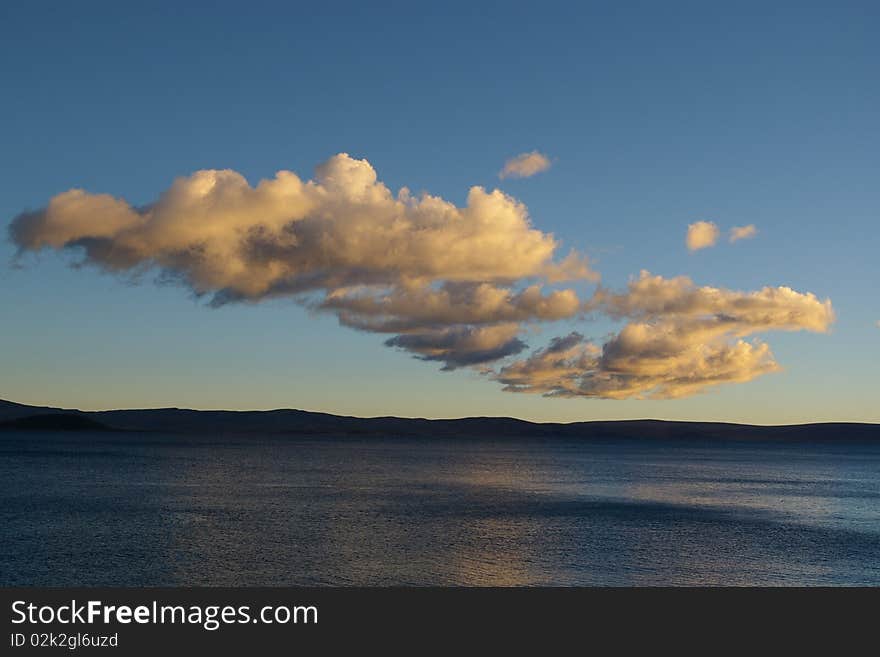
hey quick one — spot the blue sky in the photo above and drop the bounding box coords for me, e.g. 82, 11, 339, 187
1, 1, 877, 423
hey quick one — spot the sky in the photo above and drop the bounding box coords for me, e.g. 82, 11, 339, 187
1, 1, 877, 423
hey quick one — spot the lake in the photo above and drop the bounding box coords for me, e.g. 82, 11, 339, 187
2, 431, 879, 586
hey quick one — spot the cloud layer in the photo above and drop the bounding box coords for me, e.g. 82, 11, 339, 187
493, 271, 834, 399
499, 151, 552, 179
10, 154, 594, 370
9, 154, 833, 400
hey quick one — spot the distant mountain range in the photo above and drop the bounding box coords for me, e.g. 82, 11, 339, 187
1, 398, 878, 442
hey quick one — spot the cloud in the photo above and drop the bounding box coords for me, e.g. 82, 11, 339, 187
9, 154, 836, 401
495, 329, 780, 400
322, 282, 582, 333
686, 221, 720, 251
385, 324, 527, 371
499, 151, 552, 179
591, 271, 834, 333
493, 271, 834, 399
730, 224, 757, 243
9, 153, 595, 370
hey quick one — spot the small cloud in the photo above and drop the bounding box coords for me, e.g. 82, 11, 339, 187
686, 221, 720, 252
730, 224, 757, 243
499, 151, 552, 179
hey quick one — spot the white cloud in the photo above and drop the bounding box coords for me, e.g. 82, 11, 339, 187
686, 221, 720, 251
499, 151, 552, 179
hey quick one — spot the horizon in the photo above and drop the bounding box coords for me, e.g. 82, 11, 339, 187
2, 396, 878, 428
2, 2, 878, 425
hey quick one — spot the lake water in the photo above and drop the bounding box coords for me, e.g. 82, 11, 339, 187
2, 431, 879, 586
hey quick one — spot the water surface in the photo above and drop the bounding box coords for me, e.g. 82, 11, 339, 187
2, 431, 878, 585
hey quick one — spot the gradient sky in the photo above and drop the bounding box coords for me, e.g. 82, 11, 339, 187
1, 1, 877, 423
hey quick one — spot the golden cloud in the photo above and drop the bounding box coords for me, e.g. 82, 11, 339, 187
493, 272, 834, 399
9, 155, 834, 398
10, 154, 594, 370
686, 220, 720, 251
730, 224, 758, 243
499, 151, 552, 180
